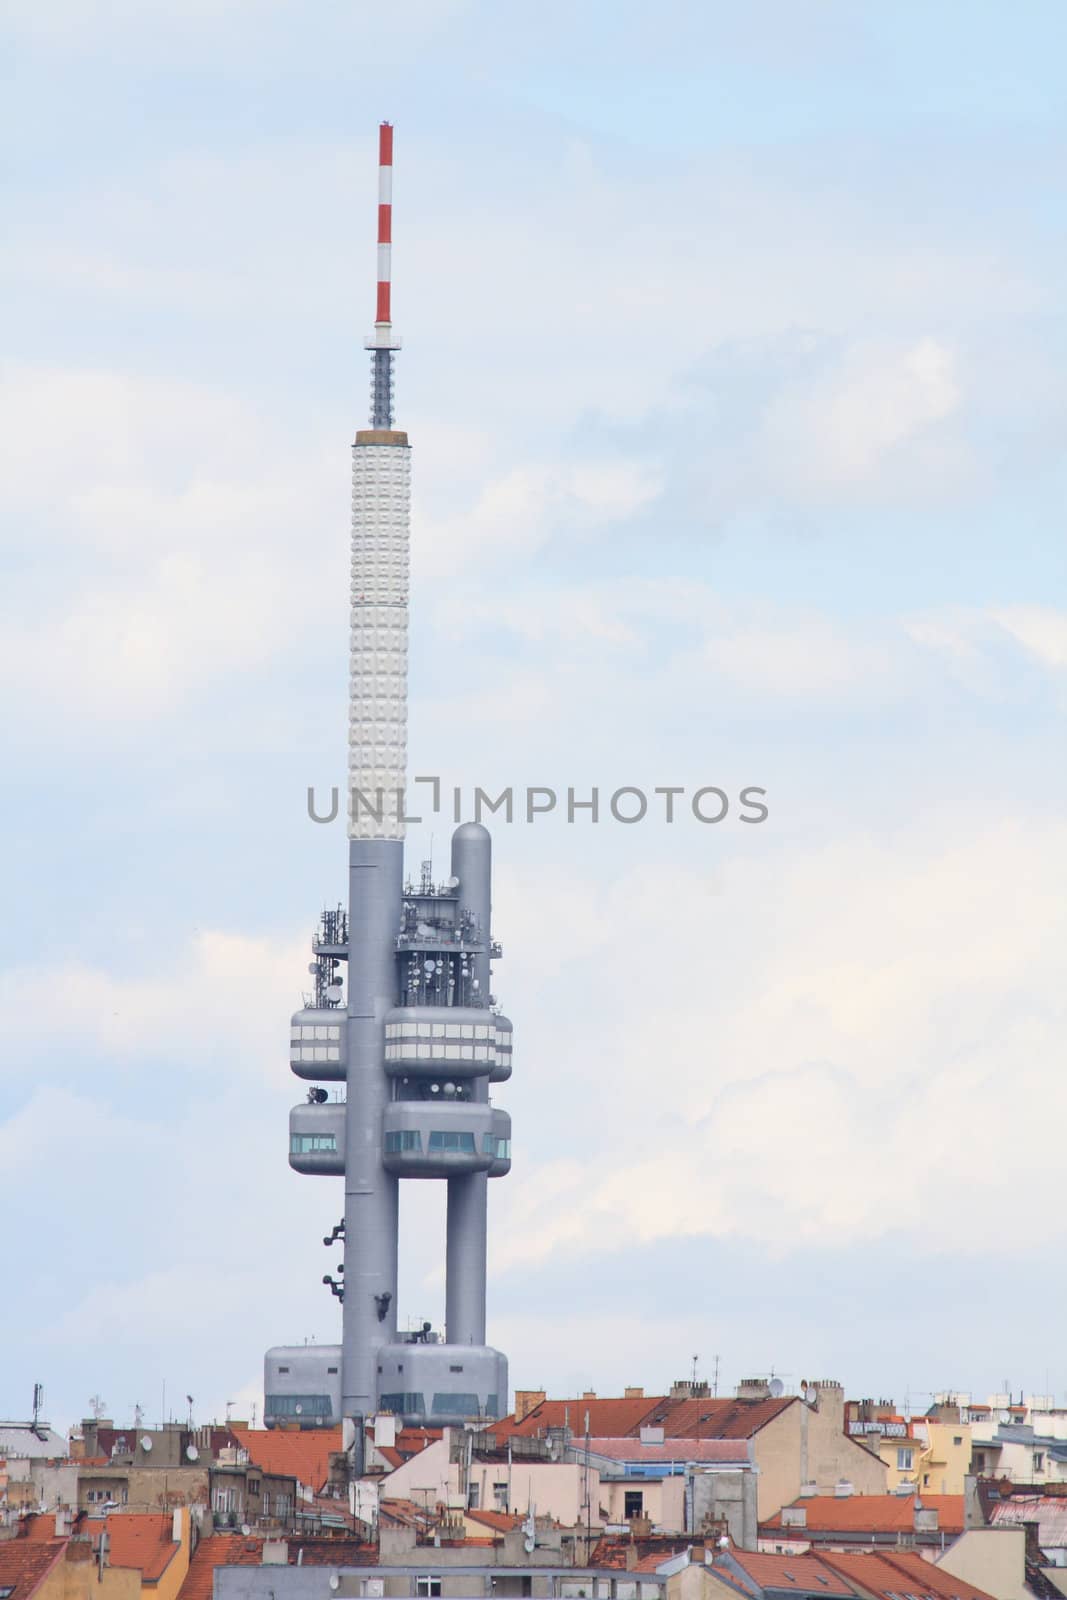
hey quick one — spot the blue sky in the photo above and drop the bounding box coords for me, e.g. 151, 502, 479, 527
3, 0, 1066, 1432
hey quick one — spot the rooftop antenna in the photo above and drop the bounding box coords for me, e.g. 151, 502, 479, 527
32, 1383, 46, 1442
691, 1354, 699, 1385
712, 1355, 720, 1398
365, 121, 401, 428
89, 1393, 107, 1420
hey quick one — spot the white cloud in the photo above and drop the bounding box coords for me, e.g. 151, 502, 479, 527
414, 458, 662, 575
905, 604, 1067, 693
761, 337, 964, 494
490, 816, 1067, 1268
0, 928, 305, 1071
992, 606, 1067, 671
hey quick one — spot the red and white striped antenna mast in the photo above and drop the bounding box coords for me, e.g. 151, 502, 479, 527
365, 120, 402, 428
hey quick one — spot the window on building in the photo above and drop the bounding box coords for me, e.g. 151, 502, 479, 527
379, 1392, 426, 1415
953, 1436, 963, 1446
289, 1134, 337, 1153
248, 1479, 261, 1496
431, 1392, 480, 1415
384, 1130, 422, 1154
1034, 1452, 1045, 1473
327, 1366, 338, 1374
415, 1577, 442, 1597
624, 1491, 644, 1519
427, 1131, 476, 1153
974, 1452, 986, 1471
897, 1448, 914, 1471
493, 1483, 508, 1511
265, 1394, 332, 1419
468, 1484, 480, 1510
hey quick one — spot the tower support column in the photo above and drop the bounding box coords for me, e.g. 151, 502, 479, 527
446, 1172, 488, 1346
341, 837, 403, 1420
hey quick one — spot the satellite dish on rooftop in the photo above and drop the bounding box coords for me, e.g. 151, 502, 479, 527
140, 1436, 153, 1452
769, 1379, 785, 1399
241, 1525, 251, 1537
445, 876, 459, 889
185, 1444, 199, 1462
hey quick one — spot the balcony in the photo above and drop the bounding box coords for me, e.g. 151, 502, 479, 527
289, 1102, 345, 1175
383, 1007, 512, 1083
381, 1101, 511, 1179
290, 1008, 346, 1081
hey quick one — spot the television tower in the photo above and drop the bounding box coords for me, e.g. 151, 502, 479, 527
265, 124, 512, 1436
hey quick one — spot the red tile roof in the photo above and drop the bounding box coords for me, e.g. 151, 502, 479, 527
230, 1428, 341, 1494
498, 1397, 664, 1439
395, 1429, 442, 1453
640, 1396, 795, 1440
723, 1551, 854, 1594
87, 1513, 182, 1582
0, 1540, 67, 1600
20, 1516, 67, 1542
176, 1532, 379, 1600
821, 1550, 996, 1600
176, 1535, 263, 1600
589, 1535, 691, 1571
762, 1495, 965, 1536
466, 1509, 520, 1532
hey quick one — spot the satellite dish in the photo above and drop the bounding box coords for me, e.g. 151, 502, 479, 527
769, 1379, 785, 1398
446, 876, 459, 888
185, 1444, 199, 1461
241, 1525, 251, 1537
308, 963, 319, 976
424, 960, 436, 972
329, 1578, 340, 1592
140, 1436, 153, 1452
295, 1404, 303, 1415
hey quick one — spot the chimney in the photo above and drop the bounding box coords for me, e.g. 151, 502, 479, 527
261, 1541, 289, 1565
514, 1391, 547, 1423
581, 1391, 597, 1403
811, 1381, 845, 1429
374, 1414, 397, 1449
914, 1503, 939, 1535
624, 1388, 644, 1400
737, 1379, 771, 1402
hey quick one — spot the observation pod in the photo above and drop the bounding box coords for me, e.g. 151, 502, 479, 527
384, 1007, 512, 1081
382, 1101, 511, 1178
289, 1101, 345, 1174
290, 1008, 347, 1081
264, 1345, 342, 1429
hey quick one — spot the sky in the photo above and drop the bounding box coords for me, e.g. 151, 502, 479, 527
2, 0, 1066, 1434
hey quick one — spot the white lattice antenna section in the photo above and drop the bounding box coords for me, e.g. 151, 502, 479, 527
348, 432, 411, 840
